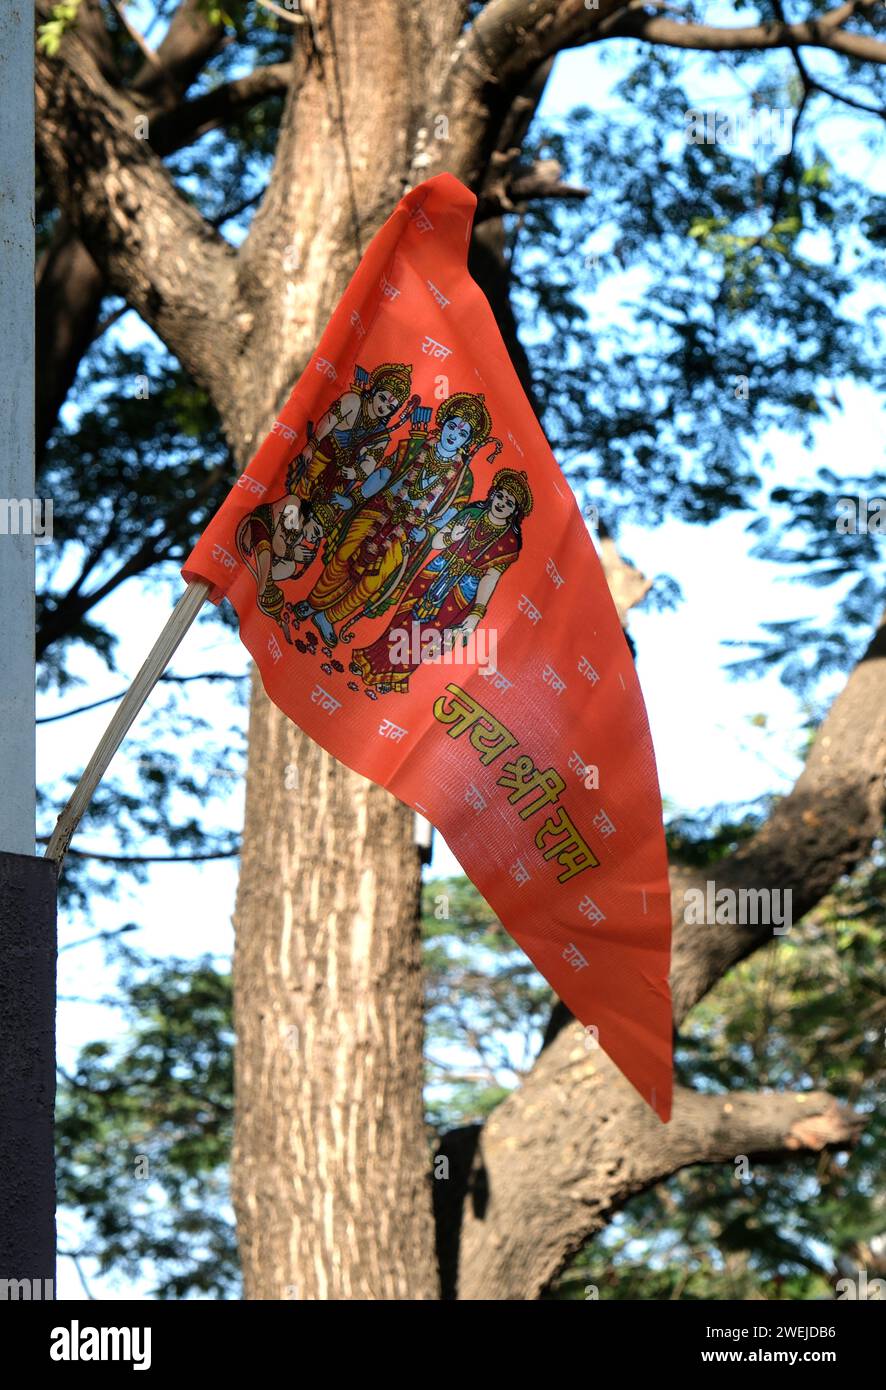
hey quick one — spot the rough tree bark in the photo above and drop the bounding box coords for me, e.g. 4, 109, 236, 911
36, 0, 886, 1300
233, 680, 434, 1299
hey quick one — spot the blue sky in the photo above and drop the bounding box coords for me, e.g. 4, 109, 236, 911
41, 11, 885, 1297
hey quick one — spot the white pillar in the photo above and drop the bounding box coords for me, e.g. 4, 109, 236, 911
0, 1, 35, 854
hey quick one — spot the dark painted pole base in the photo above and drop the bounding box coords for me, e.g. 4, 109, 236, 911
0, 851, 57, 1300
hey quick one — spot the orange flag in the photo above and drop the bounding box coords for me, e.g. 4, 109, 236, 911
183, 174, 673, 1120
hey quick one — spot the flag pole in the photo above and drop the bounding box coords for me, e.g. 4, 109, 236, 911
0, 0, 58, 1300
45, 579, 212, 867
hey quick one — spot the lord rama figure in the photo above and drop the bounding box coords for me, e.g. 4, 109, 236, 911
295, 391, 500, 648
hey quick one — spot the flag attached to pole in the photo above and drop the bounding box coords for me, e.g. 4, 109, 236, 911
183, 173, 673, 1120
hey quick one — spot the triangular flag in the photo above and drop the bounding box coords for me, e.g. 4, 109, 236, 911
183, 173, 673, 1120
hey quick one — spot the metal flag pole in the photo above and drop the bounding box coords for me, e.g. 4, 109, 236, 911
0, 0, 57, 1302
44, 580, 212, 867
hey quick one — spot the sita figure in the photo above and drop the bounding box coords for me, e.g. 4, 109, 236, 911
295, 391, 502, 649
289, 361, 416, 544
350, 468, 533, 693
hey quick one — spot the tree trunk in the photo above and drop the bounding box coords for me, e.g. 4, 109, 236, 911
227, 0, 466, 1299
233, 679, 436, 1299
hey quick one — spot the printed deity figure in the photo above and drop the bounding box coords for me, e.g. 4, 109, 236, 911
290, 361, 414, 544
295, 391, 500, 648
351, 469, 533, 693
236, 496, 323, 622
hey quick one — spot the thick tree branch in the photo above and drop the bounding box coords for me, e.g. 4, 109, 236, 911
662, 1087, 866, 1167
456, 604, 885, 1297
475, 157, 589, 221
670, 605, 886, 1021
130, 0, 226, 101
75, 0, 120, 84
449, 0, 886, 131
36, 221, 106, 461
255, 0, 309, 25
468, 63, 560, 411
597, 526, 653, 625
36, 1, 241, 416
109, 0, 174, 99
235, 0, 434, 451
776, 0, 886, 121
149, 61, 292, 154
601, 5, 886, 66
36, 0, 259, 461
442, 1026, 866, 1299
37, 54, 291, 461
